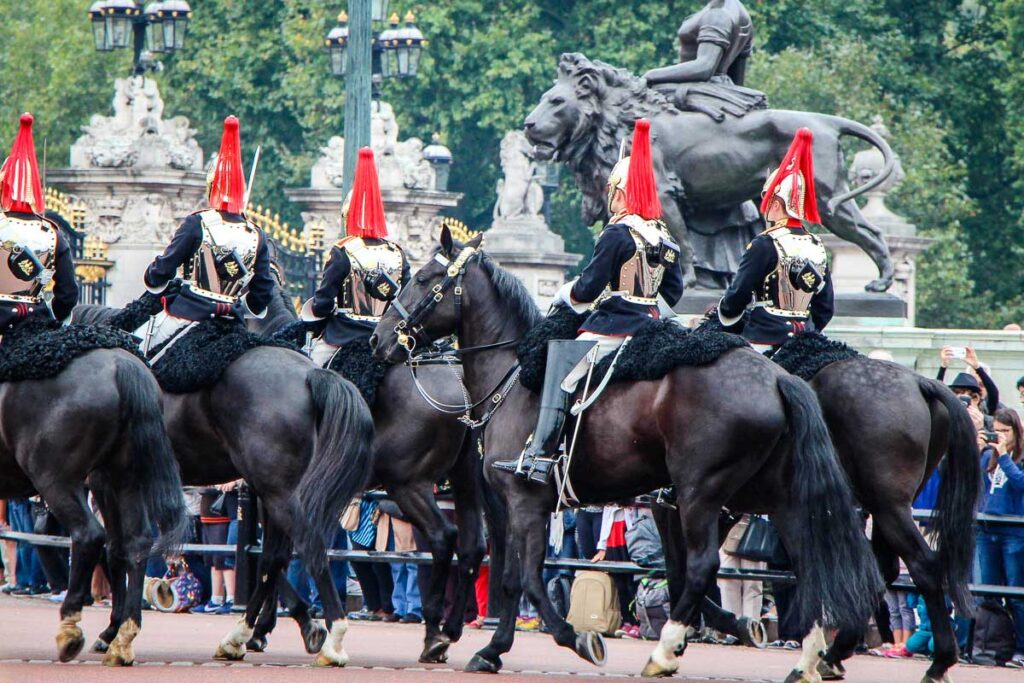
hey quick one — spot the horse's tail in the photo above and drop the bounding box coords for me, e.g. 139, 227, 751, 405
825, 116, 897, 214
294, 368, 375, 572
776, 374, 883, 634
916, 376, 981, 614
114, 357, 188, 554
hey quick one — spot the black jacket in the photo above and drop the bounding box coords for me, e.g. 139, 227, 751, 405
311, 240, 411, 347
718, 227, 834, 345
570, 223, 684, 336
143, 211, 274, 322
0, 212, 78, 330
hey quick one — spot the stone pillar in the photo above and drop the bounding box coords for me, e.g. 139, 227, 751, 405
821, 116, 932, 325
48, 77, 206, 306
287, 99, 463, 268
484, 131, 580, 308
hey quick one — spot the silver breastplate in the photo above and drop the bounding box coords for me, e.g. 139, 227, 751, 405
342, 237, 406, 319
188, 210, 260, 303
0, 214, 57, 304
763, 230, 828, 316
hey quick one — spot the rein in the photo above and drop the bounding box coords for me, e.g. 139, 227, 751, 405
390, 245, 521, 429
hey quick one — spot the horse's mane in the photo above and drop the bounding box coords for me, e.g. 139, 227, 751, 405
555, 53, 678, 224
478, 253, 542, 330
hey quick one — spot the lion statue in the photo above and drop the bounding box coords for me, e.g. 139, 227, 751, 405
524, 53, 896, 292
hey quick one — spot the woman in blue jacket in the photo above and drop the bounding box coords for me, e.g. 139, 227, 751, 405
978, 408, 1024, 666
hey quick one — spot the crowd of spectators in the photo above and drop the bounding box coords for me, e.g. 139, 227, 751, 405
2, 345, 1024, 671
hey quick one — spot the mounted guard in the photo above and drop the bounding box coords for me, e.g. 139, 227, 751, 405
300, 147, 410, 368
137, 115, 274, 354
0, 113, 78, 331
492, 118, 684, 485
716, 127, 834, 352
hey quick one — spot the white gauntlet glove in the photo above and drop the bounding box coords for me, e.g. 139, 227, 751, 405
554, 280, 590, 314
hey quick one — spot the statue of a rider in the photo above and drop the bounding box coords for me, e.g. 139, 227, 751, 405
300, 147, 410, 368
717, 128, 835, 352
0, 113, 78, 331
493, 119, 684, 485
642, 0, 766, 121
138, 116, 275, 354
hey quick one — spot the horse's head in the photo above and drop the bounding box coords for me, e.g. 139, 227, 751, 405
371, 225, 484, 364
524, 53, 607, 162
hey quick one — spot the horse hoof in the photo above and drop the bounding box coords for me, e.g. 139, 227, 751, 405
419, 634, 451, 663
213, 643, 246, 661
640, 656, 678, 678
465, 653, 502, 673
312, 649, 349, 667
736, 617, 767, 650
920, 675, 953, 683
818, 659, 846, 680
246, 636, 268, 652
91, 638, 110, 654
101, 651, 134, 667
783, 671, 819, 683
575, 631, 606, 667
302, 622, 328, 655
56, 630, 85, 663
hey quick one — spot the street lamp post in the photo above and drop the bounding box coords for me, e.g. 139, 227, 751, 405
324, 1, 427, 194
88, 0, 192, 75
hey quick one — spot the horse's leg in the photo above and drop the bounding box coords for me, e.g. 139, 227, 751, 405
305, 557, 349, 667
214, 517, 291, 661
642, 498, 721, 677
442, 445, 487, 648
823, 198, 894, 292
89, 484, 128, 654
275, 572, 326, 654
386, 481, 457, 663
767, 510, 828, 683
35, 482, 105, 663
102, 482, 153, 667
871, 506, 958, 683
517, 504, 606, 665
465, 494, 521, 674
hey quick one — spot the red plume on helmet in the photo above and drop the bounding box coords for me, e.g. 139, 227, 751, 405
346, 147, 388, 239
759, 127, 821, 224
208, 115, 246, 214
1, 113, 44, 214
625, 118, 662, 220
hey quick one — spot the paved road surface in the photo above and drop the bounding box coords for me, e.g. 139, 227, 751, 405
0, 595, 1017, 681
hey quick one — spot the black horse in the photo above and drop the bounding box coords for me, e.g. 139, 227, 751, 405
73, 302, 374, 667
371, 228, 883, 679
0, 346, 186, 666
253, 281, 488, 664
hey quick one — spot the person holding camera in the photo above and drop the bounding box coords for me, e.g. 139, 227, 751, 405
978, 408, 1024, 666
938, 346, 1000, 414
191, 480, 240, 614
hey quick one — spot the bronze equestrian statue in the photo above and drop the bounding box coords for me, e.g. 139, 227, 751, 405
524, 52, 896, 293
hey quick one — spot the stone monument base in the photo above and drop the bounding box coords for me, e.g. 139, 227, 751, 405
675, 288, 907, 322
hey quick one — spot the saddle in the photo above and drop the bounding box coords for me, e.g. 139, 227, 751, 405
770, 332, 861, 381
0, 317, 143, 383
517, 307, 748, 394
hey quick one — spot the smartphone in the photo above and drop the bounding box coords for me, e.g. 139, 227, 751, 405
949, 346, 967, 360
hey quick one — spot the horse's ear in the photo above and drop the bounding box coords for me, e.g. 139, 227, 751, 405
467, 233, 483, 249
439, 224, 454, 255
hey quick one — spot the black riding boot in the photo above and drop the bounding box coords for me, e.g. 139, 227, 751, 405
492, 339, 595, 485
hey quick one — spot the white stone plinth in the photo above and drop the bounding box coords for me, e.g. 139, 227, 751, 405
485, 216, 580, 309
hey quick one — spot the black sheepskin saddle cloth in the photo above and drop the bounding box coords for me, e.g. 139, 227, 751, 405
0, 317, 143, 383
269, 320, 388, 406
770, 332, 861, 381
152, 318, 300, 394
517, 307, 748, 394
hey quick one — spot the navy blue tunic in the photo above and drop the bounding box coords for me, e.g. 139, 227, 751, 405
0, 212, 78, 329
143, 212, 274, 322
718, 227, 834, 345
570, 223, 684, 336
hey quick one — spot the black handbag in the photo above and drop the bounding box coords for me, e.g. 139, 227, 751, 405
731, 515, 782, 563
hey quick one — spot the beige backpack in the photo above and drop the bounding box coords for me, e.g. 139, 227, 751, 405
566, 570, 622, 635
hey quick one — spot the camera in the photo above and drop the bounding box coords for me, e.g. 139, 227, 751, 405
957, 395, 972, 407
982, 430, 1000, 444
